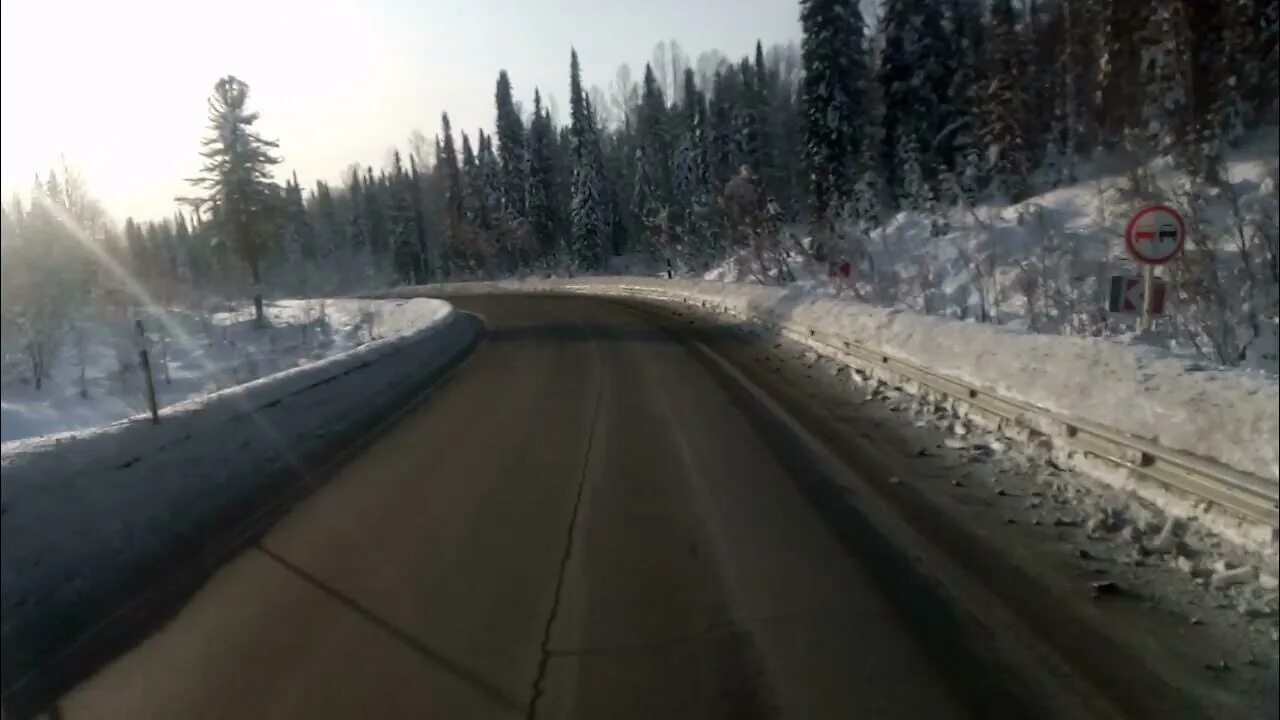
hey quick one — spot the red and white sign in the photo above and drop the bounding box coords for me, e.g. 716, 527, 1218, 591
1109, 275, 1166, 314
1124, 205, 1185, 265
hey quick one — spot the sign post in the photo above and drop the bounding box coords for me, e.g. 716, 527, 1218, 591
1123, 205, 1185, 332
1139, 265, 1156, 331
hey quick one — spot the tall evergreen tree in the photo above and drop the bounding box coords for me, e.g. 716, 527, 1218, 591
673, 68, 719, 258
981, 0, 1032, 200
1097, 0, 1147, 146
436, 112, 465, 274
364, 167, 389, 257
186, 76, 282, 324
526, 89, 560, 260
799, 0, 867, 220
569, 50, 607, 269
280, 171, 314, 291
637, 63, 673, 206
878, 0, 948, 201
707, 69, 742, 190
387, 151, 423, 282
312, 179, 340, 264
494, 70, 528, 217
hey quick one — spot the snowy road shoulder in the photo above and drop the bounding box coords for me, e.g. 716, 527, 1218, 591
393, 279, 1278, 549
0, 298, 479, 694
405, 278, 1279, 482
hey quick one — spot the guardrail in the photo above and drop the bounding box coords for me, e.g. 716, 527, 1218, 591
567, 283, 1280, 533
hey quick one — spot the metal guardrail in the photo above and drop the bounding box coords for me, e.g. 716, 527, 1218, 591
583, 284, 1279, 530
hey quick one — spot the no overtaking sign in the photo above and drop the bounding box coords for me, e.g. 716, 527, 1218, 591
1121, 204, 1185, 331
1124, 205, 1185, 265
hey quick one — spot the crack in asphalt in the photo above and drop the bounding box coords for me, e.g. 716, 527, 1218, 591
524, 325, 606, 720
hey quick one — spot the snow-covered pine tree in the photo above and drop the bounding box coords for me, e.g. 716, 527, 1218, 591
172, 211, 196, 287
981, 0, 1032, 201
346, 167, 368, 257
1055, 0, 1101, 181
673, 68, 720, 262
435, 112, 466, 276
387, 151, 423, 283
477, 130, 516, 272
632, 144, 661, 254
568, 50, 607, 271
526, 89, 560, 263
1018, 0, 1074, 187
637, 63, 673, 208
186, 76, 282, 325
939, 0, 987, 194
494, 70, 528, 219
311, 180, 339, 264
878, 0, 948, 201
748, 41, 783, 206
408, 155, 434, 282
280, 172, 315, 293
707, 69, 742, 191
1097, 0, 1147, 146
800, 0, 867, 221
363, 167, 389, 260
734, 57, 765, 180
1139, 0, 1194, 162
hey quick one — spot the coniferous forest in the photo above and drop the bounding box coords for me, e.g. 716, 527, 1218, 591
3, 0, 1278, 380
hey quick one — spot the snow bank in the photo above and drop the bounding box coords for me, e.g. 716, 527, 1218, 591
703, 130, 1280, 374
403, 278, 1279, 485
1, 298, 478, 687
2, 298, 428, 443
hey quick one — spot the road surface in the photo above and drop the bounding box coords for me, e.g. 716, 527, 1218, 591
51, 295, 1201, 719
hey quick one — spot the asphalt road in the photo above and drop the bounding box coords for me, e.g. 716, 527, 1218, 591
53, 295, 1186, 719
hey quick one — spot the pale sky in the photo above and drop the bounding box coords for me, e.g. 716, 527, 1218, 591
1, 0, 801, 224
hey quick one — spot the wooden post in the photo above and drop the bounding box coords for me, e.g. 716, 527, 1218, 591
136, 319, 159, 424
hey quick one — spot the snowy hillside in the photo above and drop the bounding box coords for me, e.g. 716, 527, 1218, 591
1, 298, 443, 443
703, 130, 1280, 374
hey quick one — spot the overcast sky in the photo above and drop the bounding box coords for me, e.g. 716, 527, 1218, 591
0, 0, 802, 224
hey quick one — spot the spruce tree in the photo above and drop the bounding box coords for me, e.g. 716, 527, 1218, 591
637, 63, 673, 206
1097, 0, 1147, 145
526, 89, 560, 261
364, 167, 389, 259
800, 0, 867, 220
569, 50, 607, 270
280, 172, 314, 292
388, 151, 422, 282
408, 156, 432, 282
749, 41, 780, 202
708, 70, 741, 191
673, 68, 719, 259
436, 112, 465, 274
186, 76, 282, 324
346, 167, 367, 256
173, 211, 196, 284
878, 0, 948, 200
494, 70, 528, 218
981, 0, 1032, 200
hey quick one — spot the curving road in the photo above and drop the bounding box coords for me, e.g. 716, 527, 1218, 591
51, 295, 1213, 719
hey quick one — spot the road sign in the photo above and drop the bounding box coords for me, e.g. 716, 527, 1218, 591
1124, 205, 1185, 265
1123, 205, 1183, 331
1108, 275, 1165, 314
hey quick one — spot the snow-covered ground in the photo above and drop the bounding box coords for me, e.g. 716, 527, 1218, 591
1, 298, 436, 443
710, 130, 1280, 374
1, 298, 477, 684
